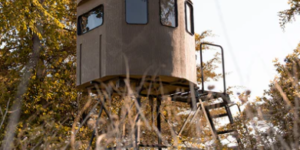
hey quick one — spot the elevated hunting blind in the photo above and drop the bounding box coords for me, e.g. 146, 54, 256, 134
77, 0, 196, 95
76, 0, 247, 149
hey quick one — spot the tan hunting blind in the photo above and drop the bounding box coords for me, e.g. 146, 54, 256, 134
76, 0, 246, 149
77, 0, 196, 95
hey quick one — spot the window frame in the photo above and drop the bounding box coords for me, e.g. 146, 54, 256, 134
77, 4, 104, 35
185, 1, 194, 35
125, 0, 149, 25
159, 0, 178, 28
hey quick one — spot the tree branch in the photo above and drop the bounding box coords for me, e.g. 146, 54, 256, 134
0, 98, 11, 130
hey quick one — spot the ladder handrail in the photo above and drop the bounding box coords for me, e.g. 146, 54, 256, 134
228, 103, 242, 113
199, 43, 227, 94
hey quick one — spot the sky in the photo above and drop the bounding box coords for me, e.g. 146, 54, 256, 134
194, 0, 300, 99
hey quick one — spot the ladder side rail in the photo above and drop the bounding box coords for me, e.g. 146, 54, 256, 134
228, 103, 252, 148
225, 105, 234, 124
199, 98, 219, 141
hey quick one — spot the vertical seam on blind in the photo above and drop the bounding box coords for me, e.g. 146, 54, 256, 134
80, 44, 82, 85
99, 35, 102, 78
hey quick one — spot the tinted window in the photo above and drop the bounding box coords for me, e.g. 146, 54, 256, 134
126, 0, 148, 24
160, 0, 177, 27
79, 5, 104, 35
185, 2, 194, 34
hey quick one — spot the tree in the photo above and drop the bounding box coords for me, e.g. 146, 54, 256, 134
0, 0, 80, 149
235, 2, 300, 149
279, 0, 300, 28
233, 44, 300, 149
257, 45, 300, 149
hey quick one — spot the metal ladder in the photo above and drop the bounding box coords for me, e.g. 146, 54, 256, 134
198, 43, 242, 149
172, 90, 243, 149
198, 93, 242, 149
171, 43, 246, 149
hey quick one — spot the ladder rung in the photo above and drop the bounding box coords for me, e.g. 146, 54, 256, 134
172, 96, 189, 103
217, 130, 236, 135
211, 113, 228, 118
205, 103, 226, 109
228, 146, 239, 150
139, 144, 168, 148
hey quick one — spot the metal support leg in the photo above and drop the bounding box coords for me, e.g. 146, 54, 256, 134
149, 97, 154, 128
87, 104, 104, 150
135, 97, 141, 150
157, 96, 162, 150
119, 102, 135, 138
